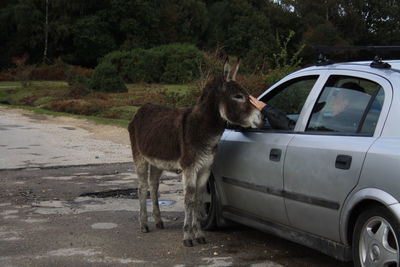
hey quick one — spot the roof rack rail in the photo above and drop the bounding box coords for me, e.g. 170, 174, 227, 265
370, 56, 391, 69
312, 46, 400, 69
316, 53, 333, 66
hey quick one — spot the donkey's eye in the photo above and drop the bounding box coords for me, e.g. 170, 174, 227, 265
233, 94, 244, 100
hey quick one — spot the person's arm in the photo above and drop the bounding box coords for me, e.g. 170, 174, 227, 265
250, 96, 295, 130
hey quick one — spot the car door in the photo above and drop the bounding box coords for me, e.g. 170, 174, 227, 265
283, 71, 391, 242
212, 74, 320, 225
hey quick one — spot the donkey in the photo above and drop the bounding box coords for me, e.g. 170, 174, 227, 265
128, 61, 263, 247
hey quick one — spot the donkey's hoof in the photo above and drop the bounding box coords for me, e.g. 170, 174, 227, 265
156, 221, 164, 229
183, 239, 193, 247
196, 237, 207, 244
141, 225, 149, 233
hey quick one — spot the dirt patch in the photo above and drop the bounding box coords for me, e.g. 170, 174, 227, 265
22, 113, 48, 121
0, 106, 130, 145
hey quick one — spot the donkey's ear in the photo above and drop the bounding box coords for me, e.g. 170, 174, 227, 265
223, 57, 240, 82
223, 58, 231, 82
231, 58, 240, 81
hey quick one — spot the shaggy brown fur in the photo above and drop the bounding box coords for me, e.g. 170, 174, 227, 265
128, 63, 262, 247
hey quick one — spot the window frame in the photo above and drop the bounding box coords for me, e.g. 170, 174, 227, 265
230, 69, 392, 137
299, 70, 393, 137
305, 75, 384, 136
235, 72, 323, 133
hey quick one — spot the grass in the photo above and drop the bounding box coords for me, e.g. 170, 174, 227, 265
0, 81, 22, 87
163, 84, 192, 94
0, 81, 68, 87
0, 80, 198, 128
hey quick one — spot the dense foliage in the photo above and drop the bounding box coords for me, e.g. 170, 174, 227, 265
101, 43, 205, 83
1, 0, 400, 71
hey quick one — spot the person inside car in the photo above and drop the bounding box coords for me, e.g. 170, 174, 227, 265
249, 95, 295, 130
249, 82, 366, 132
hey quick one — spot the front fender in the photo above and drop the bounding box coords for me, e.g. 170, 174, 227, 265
340, 188, 400, 244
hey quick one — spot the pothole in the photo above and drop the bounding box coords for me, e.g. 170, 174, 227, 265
80, 189, 140, 199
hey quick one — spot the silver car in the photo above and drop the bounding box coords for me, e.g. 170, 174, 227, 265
202, 59, 400, 267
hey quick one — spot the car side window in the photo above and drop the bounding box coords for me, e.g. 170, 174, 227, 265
260, 75, 319, 130
306, 75, 384, 135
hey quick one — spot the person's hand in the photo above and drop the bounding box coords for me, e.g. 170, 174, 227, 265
249, 95, 266, 111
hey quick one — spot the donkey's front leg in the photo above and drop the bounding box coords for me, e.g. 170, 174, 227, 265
192, 168, 210, 244
182, 169, 196, 247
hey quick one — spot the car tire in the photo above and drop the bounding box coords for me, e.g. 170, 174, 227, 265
352, 206, 400, 267
200, 176, 217, 231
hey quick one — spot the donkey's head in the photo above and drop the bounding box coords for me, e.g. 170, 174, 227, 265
216, 60, 263, 128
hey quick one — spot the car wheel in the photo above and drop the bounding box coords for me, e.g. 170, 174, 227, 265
200, 176, 217, 230
352, 206, 400, 267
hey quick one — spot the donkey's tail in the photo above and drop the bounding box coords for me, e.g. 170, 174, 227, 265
128, 117, 138, 160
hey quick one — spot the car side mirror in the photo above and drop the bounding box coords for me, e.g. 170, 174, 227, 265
312, 101, 326, 113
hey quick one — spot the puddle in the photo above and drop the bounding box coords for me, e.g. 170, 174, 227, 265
146, 200, 176, 206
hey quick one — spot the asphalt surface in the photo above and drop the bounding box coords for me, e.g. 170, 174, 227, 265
0, 106, 354, 266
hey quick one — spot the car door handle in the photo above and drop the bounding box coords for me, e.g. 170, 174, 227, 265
269, 149, 282, 162
335, 155, 352, 170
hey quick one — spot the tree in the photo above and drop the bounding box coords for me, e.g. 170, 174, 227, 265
13, 0, 44, 62
71, 15, 116, 67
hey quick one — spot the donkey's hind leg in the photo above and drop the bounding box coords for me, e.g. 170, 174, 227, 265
135, 156, 150, 233
149, 165, 164, 229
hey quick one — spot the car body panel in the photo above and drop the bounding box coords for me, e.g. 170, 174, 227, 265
213, 131, 294, 225
211, 60, 400, 261
284, 135, 377, 242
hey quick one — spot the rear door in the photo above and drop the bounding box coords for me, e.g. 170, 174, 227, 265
213, 74, 320, 225
283, 71, 391, 242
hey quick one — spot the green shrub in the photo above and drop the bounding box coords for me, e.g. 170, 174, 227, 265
66, 66, 92, 96
264, 30, 305, 87
90, 62, 128, 93
99, 43, 205, 84
264, 65, 300, 87
158, 44, 204, 83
